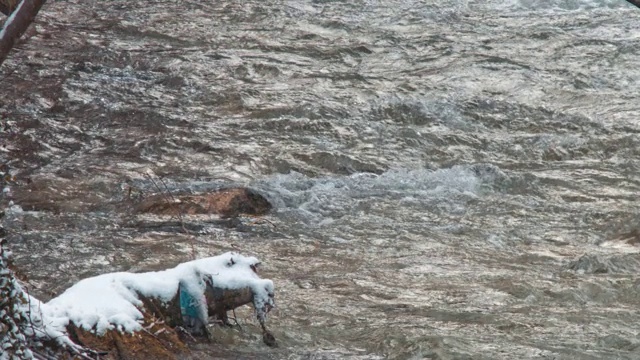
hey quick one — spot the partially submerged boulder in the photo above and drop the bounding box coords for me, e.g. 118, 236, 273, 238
4, 252, 276, 359
135, 187, 272, 218
566, 253, 640, 274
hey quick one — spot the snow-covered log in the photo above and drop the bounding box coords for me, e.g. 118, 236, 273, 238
43, 252, 274, 334
1, 250, 276, 359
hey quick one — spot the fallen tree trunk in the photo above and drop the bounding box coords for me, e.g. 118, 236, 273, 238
2, 252, 276, 359
65, 279, 276, 359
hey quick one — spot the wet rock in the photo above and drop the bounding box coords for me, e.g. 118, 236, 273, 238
596, 334, 637, 351
293, 151, 384, 175
611, 228, 640, 246
566, 253, 640, 274
567, 254, 610, 274
156, 75, 187, 89
135, 187, 272, 218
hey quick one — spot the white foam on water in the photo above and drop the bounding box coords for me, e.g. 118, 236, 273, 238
256, 165, 493, 225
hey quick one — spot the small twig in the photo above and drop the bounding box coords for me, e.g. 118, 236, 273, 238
32, 350, 58, 360
140, 327, 161, 341
155, 176, 178, 204
143, 172, 197, 258
248, 217, 277, 229
144, 173, 173, 209
156, 176, 189, 233
175, 326, 197, 342
23, 284, 39, 339
66, 346, 100, 360
203, 324, 213, 342
230, 308, 243, 331
156, 175, 197, 259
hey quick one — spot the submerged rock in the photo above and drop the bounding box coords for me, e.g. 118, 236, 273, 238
135, 187, 272, 218
566, 253, 640, 274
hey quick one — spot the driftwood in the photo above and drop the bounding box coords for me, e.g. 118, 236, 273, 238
135, 187, 272, 218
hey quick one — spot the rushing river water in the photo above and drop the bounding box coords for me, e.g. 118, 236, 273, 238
2, 0, 640, 359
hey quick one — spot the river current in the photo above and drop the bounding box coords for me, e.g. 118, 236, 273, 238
1, 0, 640, 359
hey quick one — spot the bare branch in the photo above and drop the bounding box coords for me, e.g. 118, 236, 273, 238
0, 1, 20, 16
624, 0, 640, 8
143, 172, 197, 259
0, 0, 47, 67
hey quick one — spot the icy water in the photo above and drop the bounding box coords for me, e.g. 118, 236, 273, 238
2, 0, 640, 359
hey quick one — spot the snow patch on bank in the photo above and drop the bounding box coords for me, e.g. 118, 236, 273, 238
30, 252, 273, 336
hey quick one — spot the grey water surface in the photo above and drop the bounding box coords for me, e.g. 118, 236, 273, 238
2, 0, 640, 359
